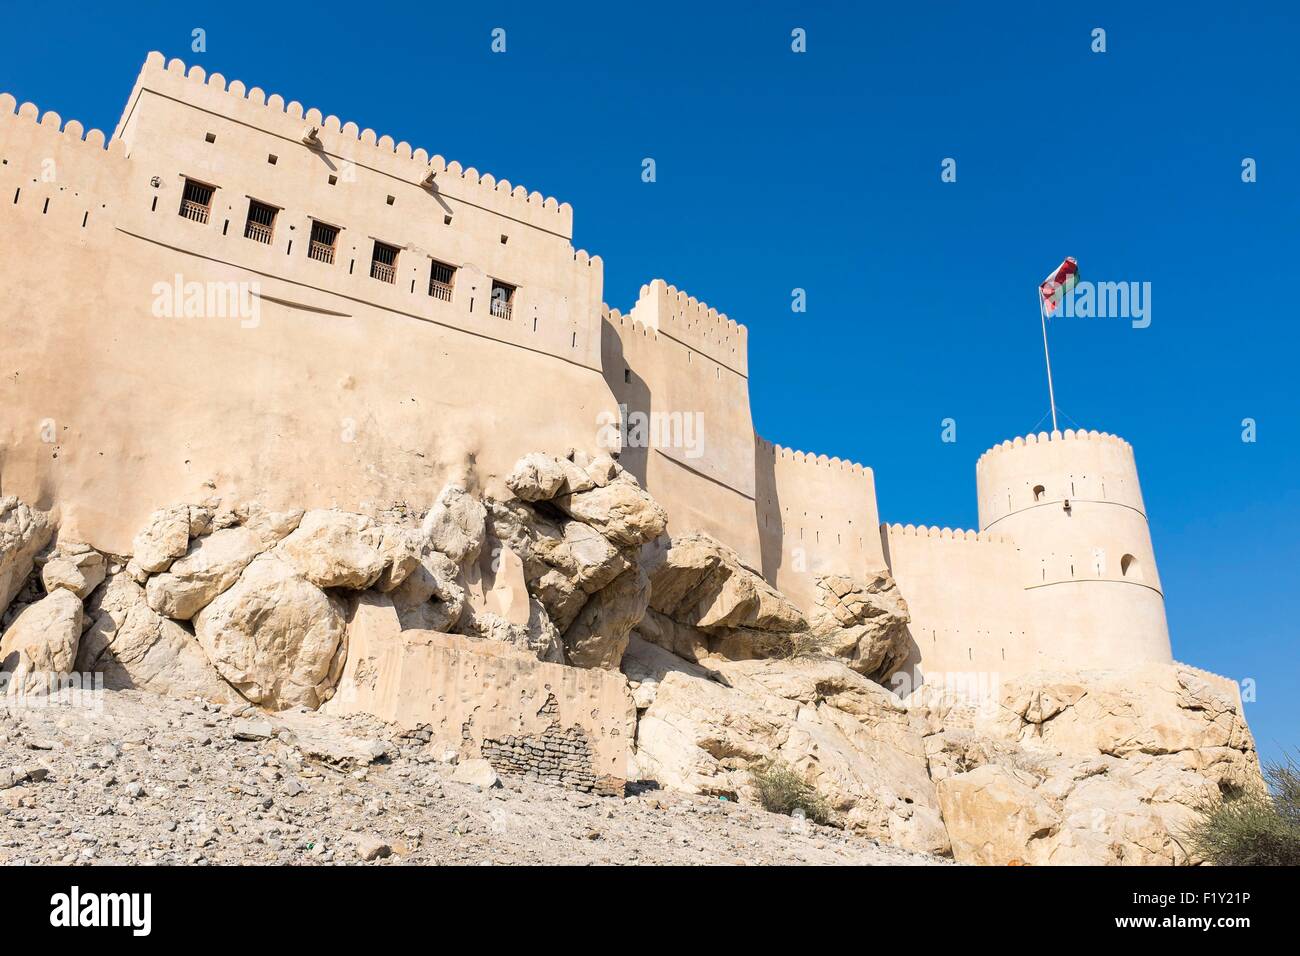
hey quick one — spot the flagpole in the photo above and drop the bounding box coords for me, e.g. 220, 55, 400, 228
1038, 291, 1058, 432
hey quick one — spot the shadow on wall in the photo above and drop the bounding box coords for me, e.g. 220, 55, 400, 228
755, 440, 781, 582
879, 529, 925, 692
600, 316, 652, 486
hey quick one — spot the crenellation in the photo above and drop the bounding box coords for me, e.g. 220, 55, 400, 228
883, 523, 1012, 546
0, 93, 113, 152
126, 51, 573, 237
976, 428, 1132, 466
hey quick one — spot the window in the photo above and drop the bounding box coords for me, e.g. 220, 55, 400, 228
204, 132, 216, 144
267, 154, 278, 165
490, 280, 515, 319
371, 241, 399, 283
428, 260, 456, 301
1120, 554, 1140, 579
243, 199, 278, 244
178, 179, 214, 224
308, 220, 339, 264
1033, 484, 1046, 502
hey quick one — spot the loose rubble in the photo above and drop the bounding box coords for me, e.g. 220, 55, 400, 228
0, 690, 944, 866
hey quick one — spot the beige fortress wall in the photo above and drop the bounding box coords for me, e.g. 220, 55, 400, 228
603, 282, 884, 612
881, 524, 1030, 682
884, 429, 1172, 683
0, 55, 616, 554
602, 282, 761, 567
756, 441, 884, 612
976, 430, 1172, 669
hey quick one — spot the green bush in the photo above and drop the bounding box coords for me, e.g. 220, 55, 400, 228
1184, 750, 1300, 866
750, 760, 833, 825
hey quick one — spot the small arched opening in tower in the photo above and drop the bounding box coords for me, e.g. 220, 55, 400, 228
1033, 484, 1046, 502
1120, 553, 1141, 580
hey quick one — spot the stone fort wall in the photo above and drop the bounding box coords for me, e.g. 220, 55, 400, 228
0, 55, 613, 555
1, 53, 1184, 687
884, 429, 1174, 682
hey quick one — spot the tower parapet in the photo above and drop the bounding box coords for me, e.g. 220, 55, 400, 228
975, 429, 1171, 668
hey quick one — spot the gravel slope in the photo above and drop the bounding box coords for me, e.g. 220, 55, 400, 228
0, 689, 948, 866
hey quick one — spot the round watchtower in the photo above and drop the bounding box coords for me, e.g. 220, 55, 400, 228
975, 429, 1172, 669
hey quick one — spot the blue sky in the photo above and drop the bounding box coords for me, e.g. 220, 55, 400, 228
1, 2, 1295, 761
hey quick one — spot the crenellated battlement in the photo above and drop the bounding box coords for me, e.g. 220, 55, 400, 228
883, 523, 1014, 546
755, 437, 873, 477
626, 279, 748, 372
118, 53, 572, 237
976, 428, 1133, 468
0, 92, 125, 156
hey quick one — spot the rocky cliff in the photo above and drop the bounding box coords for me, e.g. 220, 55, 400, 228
0, 453, 1261, 864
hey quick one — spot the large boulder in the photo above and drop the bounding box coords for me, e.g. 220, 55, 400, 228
984, 665, 1256, 761
505, 451, 598, 502
552, 471, 668, 549
0, 588, 82, 695
77, 573, 234, 702
808, 571, 911, 682
639, 533, 806, 663
391, 549, 465, 632
648, 533, 805, 633
131, 505, 197, 573
0, 497, 54, 619
39, 542, 107, 600
563, 566, 650, 669
485, 499, 631, 632
277, 510, 389, 589
193, 553, 348, 710
630, 649, 949, 854
422, 484, 486, 565
145, 525, 266, 620
935, 765, 1062, 865
505, 453, 568, 502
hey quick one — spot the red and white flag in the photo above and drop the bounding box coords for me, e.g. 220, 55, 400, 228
1039, 256, 1079, 316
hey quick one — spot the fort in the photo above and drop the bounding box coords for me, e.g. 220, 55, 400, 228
0, 52, 1219, 697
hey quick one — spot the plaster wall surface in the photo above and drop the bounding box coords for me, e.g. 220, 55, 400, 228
884, 430, 1173, 682
0, 56, 613, 554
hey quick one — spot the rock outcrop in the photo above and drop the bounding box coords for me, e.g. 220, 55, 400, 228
0, 458, 1264, 866
0, 497, 53, 619
78, 573, 235, 703
481, 451, 666, 669
625, 638, 950, 854
563, 566, 650, 669
194, 554, 348, 710
145, 525, 266, 620
0, 587, 82, 695
916, 664, 1261, 865
39, 542, 107, 600
638, 532, 807, 662
808, 571, 911, 682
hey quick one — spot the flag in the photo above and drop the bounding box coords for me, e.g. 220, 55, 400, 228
1039, 256, 1079, 316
